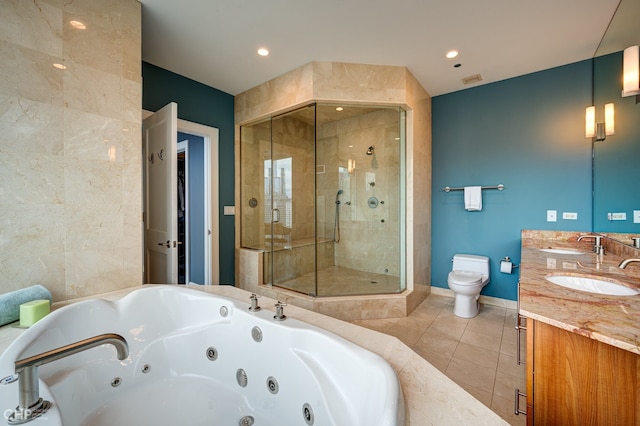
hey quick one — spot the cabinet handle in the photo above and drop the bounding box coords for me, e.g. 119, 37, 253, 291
515, 314, 527, 365
515, 280, 526, 365
514, 388, 527, 415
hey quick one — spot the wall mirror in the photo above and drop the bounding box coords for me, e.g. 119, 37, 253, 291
592, 0, 640, 235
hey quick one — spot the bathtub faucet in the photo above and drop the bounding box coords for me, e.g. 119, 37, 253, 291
8, 333, 129, 424
274, 301, 287, 321
249, 293, 261, 312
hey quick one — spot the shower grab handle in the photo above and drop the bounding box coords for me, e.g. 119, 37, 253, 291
272, 208, 280, 223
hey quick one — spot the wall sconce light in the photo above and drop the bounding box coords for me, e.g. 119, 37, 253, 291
347, 159, 355, 175
585, 103, 614, 141
622, 45, 640, 99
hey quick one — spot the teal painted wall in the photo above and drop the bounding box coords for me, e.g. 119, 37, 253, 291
142, 62, 236, 284
432, 60, 593, 300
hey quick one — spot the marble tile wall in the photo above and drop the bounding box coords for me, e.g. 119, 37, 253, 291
239, 115, 315, 249
239, 120, 269, 249
271, 115, 315, 240
0, 0, 142, 301
317, 108, 401, 276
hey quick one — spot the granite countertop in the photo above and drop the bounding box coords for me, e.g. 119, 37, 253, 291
519, 230, 640, 355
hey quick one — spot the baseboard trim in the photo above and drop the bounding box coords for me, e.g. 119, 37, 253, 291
430, 286, 517, 310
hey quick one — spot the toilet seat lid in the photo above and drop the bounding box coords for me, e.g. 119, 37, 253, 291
448, 270, 483, 285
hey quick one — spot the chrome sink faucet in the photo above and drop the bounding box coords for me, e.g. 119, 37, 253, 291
619, 258, 640, 269
577, 235, 605, 255
8, 333, 129, 424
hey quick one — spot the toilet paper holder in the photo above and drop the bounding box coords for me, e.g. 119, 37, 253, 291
500, 256, 519, 274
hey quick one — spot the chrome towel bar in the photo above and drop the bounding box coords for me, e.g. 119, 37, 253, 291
442, 184, 504, 192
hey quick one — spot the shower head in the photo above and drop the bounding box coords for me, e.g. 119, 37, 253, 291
366, 146, 375, 155
335, 189, 343, 205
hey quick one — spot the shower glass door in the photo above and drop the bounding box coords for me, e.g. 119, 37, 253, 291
315, 104, 405, 296
267, 105, 317, 294
240, 103, 405, 297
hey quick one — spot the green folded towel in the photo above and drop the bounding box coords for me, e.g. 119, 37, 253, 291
0, 285, 52, 326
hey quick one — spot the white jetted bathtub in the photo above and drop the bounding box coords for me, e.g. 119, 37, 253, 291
0, 285, 405, 425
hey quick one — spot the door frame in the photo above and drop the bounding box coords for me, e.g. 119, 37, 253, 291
143, 110, 220, 284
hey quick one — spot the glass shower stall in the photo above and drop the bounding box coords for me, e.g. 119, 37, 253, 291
240, 103, 405, 297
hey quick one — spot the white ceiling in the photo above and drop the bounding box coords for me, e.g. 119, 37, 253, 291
140, 0, 623, 97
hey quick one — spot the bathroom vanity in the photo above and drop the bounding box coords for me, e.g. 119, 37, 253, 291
518, 230, 640, 425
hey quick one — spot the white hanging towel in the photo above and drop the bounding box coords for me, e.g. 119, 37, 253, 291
464, 186, 483, 211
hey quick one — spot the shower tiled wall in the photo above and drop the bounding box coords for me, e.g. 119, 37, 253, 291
0, 0, 142, 301
317, 108, 401, 276
239, 121, 269, 249
240, 115, 315, 249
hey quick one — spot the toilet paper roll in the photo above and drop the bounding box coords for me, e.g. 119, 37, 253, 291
500, 261, 513, 274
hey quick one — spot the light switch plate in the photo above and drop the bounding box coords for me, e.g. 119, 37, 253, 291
634, 210, 640, 224
547, 210, 557, 222
608, 212, 626, 221
562, 212, 577, 220
223, 205, 235, 216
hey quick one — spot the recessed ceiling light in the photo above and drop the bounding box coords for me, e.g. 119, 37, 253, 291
446, 50, 459, 59
257, 48, 269, 56
335, 107, 343, 111
53, 63, 66, 70
70, 20, 86, 29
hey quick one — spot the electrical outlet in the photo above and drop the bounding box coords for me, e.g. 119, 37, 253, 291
634, 210, 640, 224
562, 212, 577, 220
223, 205, 235, 216
547, 210, 557, 222
608, 212, 626, 221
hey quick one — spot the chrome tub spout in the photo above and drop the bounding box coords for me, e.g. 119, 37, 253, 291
8, 333, 128, 424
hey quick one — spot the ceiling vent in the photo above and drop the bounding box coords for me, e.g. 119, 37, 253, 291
462, 74, 483, 85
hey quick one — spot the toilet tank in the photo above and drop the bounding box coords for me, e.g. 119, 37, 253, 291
452, 254, 490, 276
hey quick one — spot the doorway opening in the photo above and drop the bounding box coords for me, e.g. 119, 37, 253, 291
177, 132, 208, 284
177, 142, 187, 283
142, 107, 220, 285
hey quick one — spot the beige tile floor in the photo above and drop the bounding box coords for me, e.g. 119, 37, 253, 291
353, 294, 527, 425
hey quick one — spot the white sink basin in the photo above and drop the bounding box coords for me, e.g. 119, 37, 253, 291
539, 248, 584, 255
545, 275, 639, 296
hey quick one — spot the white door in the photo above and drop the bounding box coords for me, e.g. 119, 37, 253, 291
143, 102, 178, 283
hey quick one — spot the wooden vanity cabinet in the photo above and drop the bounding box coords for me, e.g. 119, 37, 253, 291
526, 317, 640, 425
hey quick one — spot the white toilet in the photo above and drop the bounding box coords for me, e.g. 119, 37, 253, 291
447, 254, 490, 318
